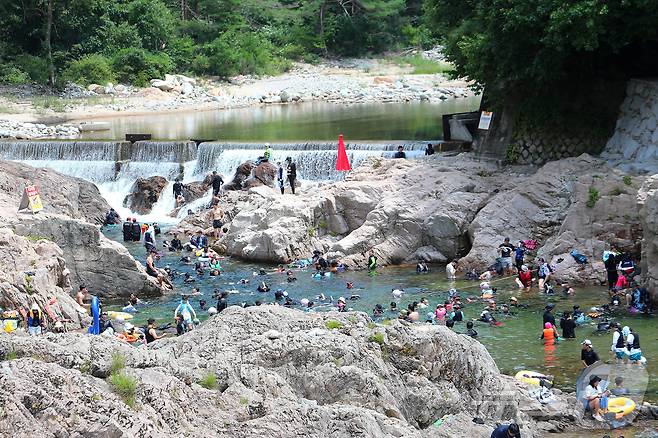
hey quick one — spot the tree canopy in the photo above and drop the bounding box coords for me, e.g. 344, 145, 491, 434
0, 0, 431, 86
426, 0, 658, 118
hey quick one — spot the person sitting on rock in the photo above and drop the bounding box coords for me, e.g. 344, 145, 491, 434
104, 208, 120, 226
490, 422, 521, 438
146, 250, 171, 289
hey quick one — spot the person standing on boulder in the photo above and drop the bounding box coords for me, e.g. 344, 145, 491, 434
173, 178, 183, 198
285, 157, 297, 194
210, 203, 225, 240
276, 161, 285, 194
211, 171, 224, 197
263, 144, 273, 162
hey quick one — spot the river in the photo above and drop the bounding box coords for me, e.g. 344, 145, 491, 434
76, 98, 480, 141
102, 225, 658, 408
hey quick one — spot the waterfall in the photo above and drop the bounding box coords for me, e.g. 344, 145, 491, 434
194, 141, 430, 180
0, 139, 435, 222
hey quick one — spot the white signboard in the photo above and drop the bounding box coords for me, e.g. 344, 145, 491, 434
478, 111, 493, 130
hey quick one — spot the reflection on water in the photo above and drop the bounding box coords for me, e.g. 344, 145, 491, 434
77, 98, 481, 141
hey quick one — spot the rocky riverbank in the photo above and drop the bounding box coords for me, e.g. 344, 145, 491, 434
0, 305, 589, 437
0, 56, 474, 139
168, 152, 650, 293
0, 119, 79, 139
0, 160, 165, 305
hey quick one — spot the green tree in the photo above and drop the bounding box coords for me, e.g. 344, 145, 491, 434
426, 0, 658, 119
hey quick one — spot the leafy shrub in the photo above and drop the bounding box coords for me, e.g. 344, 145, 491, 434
112, 48, 172, 86
586, 187, 600, 208
505, 143, 521, 164
201, 28, 283, 77
109, 372, 137, 407
623, 175, 632, 186
14, 55, 49, 84
63, 54, 116, 86
99, 22, 143, 56
0, 64, 30, 85
325, 320, 343, 330
199, 373, 217, 390
4, 350, 18, 361
109, 352, 126, 375
368, 332, 386, 345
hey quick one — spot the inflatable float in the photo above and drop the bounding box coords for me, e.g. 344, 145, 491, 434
107, 311, 134, 321
515, 370, 553, 387
608, 397, 636, 416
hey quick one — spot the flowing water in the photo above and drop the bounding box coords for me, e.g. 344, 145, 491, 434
101, 226, 658, 406
76, 99, 481, 141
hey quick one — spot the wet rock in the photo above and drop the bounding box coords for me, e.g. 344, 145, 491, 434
224, 161, 257, 191
123, 176, 168, 215
244, 161, 278, 189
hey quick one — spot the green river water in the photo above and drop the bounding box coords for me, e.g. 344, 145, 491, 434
102, 226, 658, 406
77, 98, 481, 141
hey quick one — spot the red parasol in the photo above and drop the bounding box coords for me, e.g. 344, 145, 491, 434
336, 133, 351, 171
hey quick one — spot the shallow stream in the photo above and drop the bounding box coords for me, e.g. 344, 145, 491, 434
102, 226, 658, 405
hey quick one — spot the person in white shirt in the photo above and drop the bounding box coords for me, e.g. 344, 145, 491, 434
583, 375, 609, 421
446, 260, 458, 279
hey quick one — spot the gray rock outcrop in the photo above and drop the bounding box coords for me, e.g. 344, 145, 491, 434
0, 159, 164, 302
13, 215, 162, 300
603, 79, 658, 173
638, 175, 658, 301
0, 306, 581, 437
0, 228, 88, 328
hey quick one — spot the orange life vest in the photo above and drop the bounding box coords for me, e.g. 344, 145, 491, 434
543, 328, 555, 342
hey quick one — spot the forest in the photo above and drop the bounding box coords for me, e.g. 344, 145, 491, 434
0, 0, 429, 87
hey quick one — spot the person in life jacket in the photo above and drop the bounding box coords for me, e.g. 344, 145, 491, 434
122, 217, 133, 241
26, 303, 44, 336
540, 322, 559, 345
367, 250, 377, 272
624, 326, 643, 363
263, 144, 273, 162
618, 254, 635, 277
610, 323, 627, 363
131, 218, 142, 242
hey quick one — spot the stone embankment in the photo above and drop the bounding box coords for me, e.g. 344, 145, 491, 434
0, 120, 79, 139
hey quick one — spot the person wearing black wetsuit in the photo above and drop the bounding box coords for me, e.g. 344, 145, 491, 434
542, 304, 556, 327
173, 179, 183, 198
122, 218, 132, 241
211, 171, 224, 196
559, 312, 576, 338
131, 218, 141, 242
425, 143, 435, 155
604, 253, 618, 290
285, 157, 297, 195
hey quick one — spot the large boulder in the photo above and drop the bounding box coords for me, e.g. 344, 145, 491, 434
0, 228, 88, 328
244, 161, 278, 189
224, 161, 256, 191
639, 175, 658, 301
0, 306, 582, 437
123, 176, 168, 215
13, 215, 162, 301
181, 181, 209, 204
222, 156, 495, 265
0, 160, 109, 224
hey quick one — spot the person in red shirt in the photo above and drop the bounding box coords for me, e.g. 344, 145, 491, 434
515, 265, 533, 290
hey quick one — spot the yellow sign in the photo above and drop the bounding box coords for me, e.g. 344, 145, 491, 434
18, 185, 43, 214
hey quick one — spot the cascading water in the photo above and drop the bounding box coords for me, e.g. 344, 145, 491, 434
0, 139, 435, 222
193, 141, 430, 180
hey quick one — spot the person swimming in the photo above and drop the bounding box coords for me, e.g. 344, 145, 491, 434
257, 282, 270, 293
391, 288, 404, 299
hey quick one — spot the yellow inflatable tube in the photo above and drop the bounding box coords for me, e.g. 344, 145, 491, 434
608, 397, 635, 416
515, 370, 553, 387
107, 311, 134, 321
